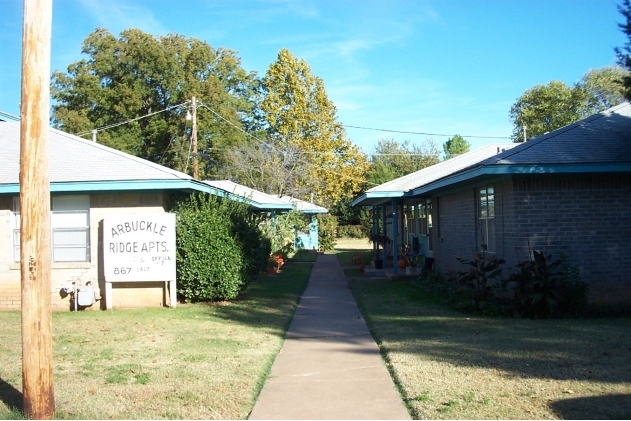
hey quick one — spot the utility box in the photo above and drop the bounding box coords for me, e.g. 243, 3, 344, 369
77, 285, 95, 307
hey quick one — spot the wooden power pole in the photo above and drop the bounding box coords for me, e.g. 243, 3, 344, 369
191, 96, 198, 180
20, 0, 55, 418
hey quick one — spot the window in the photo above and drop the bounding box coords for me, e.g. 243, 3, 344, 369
12, 195, 90, 262
477, 187, 495, 253
52, 196, 90, 262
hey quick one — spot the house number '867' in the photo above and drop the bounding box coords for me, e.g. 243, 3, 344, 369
113, 267, 132, 275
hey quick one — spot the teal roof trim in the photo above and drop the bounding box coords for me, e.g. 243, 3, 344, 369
412, 163, 631, 196
0, 179, 213, 195
352, 191, 405, 207
205, 187, 293, 211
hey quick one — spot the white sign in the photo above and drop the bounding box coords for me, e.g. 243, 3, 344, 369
103, 213, 176, 282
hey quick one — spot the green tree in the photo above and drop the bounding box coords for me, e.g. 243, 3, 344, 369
51, 28, 261, 177
261, 48, 369, 206
509, 81, 587, 142
442, 134, 471, 159
510, 67, 627, 143
367, 138, 439, 184
578, 67, 627, 115
615, 0, 631, 99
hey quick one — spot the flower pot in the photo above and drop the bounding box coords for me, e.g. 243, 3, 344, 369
398, 258, 408, 269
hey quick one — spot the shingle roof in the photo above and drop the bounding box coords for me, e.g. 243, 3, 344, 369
410, 102, 631, 197
280, 196, 328, 214
481, 101, 631, 166
368, 143, 517, 193
352, 143, 518, 206
203, 180, 293, 211
0, 121, 196, 184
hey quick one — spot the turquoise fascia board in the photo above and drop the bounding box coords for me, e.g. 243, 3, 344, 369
351, 191, 405, 207
0, 179, 207, 195
411, 163, 631, 196
206, 188, 293, 211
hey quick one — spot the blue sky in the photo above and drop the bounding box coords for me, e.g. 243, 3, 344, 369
0, 0, 626, 152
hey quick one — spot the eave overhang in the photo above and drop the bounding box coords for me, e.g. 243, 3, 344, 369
412, 163, 631, 196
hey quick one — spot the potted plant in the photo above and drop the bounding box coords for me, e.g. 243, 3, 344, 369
266, 255, 280, 274
368, 233, 390, 269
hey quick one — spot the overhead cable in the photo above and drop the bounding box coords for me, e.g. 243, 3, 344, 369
343, 124, 511, 139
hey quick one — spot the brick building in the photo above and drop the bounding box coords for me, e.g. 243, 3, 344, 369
0, 121, 291, 311
354, 102, 631, 308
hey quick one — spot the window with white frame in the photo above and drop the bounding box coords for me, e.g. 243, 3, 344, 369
477, 186, 495, 253
12, 195, 90, 262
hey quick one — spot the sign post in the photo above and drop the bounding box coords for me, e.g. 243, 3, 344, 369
103, 213, 177, 309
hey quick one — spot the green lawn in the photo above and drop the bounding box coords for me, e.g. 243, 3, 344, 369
349, 278, 631, 419
0, 262, 313, 420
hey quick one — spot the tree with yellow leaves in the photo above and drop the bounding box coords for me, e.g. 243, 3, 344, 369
261, 49, 369, 206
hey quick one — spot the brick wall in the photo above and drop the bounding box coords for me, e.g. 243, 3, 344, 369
504, 174, 631, 307
0, 192, 173, 311
432, 178, 512, 275
432, 188, 476, 274
433, 173, 631, 308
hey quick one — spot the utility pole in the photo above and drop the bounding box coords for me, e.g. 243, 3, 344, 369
191, 96, 198, 180
523, 125, 527, 142
20, 0, 55, 419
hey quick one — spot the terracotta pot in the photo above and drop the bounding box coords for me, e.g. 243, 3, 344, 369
398, 258, 408, 269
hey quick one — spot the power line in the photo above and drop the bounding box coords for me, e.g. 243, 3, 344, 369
343, 124, 511, 139
75, 101, 189, 137
198, 101, 378, 186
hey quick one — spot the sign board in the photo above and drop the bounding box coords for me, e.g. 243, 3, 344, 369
103, 213, 176, 282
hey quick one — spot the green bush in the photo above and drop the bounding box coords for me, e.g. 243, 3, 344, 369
318, 214, 338, 251
557, 254, 590, 316
260, 210, 307, 256
337, 225, 367, 238
175, 194, 270, 302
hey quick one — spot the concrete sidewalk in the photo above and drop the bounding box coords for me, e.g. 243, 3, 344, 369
249, 254, 410, 420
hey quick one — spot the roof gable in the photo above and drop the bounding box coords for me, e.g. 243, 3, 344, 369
203, 180, 293, 211
0, 121, 196, 184
481, 102, 631, 166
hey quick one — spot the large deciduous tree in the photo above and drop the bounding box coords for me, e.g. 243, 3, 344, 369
578, 67, 627, 115
442, 134, 471, 159
509, 67, 627, 142
367, 138, 440, 185
260, 48, 368, 206
51, 28, 261, 177
219, 138, 318, 198
509, 81, 586, 143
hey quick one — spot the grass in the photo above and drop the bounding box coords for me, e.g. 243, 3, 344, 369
287, 249, 318, 263
348, 277, 631, 420
0, 262, 313, 420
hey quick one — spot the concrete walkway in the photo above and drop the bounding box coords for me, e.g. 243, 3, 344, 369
249, 254, 410, 420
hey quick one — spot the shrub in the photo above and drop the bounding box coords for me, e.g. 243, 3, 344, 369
318, 214, 338, 251
260, 210, 306, 256
454, 253, 506, 314
175, 194, 270, 302
337, 225, 367, 239
508, 251, 589, 318
557, 254, 590, 316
